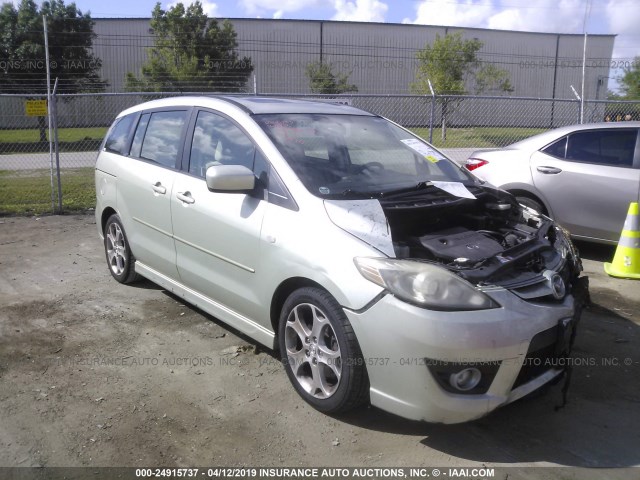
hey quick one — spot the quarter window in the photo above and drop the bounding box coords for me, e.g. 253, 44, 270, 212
542, 136, 567, 159
104, 114, 135, 155
136, 111, 188, 169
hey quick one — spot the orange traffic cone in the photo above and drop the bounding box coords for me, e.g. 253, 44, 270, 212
604, 202, 640, 279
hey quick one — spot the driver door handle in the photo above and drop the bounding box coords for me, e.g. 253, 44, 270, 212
151, 182, 167, 195
537, 166, 562, 174
176, 191, 195, 204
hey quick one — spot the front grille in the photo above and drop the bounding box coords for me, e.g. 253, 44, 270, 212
509, 260, 572, 302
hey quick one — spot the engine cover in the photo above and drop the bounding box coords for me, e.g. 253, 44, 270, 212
417, 227, 504, 263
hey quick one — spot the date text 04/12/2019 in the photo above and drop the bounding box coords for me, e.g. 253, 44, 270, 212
134, 467, 497, 478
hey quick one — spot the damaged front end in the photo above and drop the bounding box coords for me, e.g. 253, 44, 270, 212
327, 183, 589, 394
327, 183, 586, 308
380, 184, 585, 306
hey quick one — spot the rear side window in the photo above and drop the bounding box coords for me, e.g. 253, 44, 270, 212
135, 111, 188, 169
566, 129, 637, 167
105, 114, 135, 155
542, 136, 567, 159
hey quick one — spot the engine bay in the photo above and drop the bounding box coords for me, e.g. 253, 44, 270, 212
379, 185, 581, 289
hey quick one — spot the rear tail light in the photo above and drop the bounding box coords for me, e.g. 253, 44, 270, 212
465, 158, 489, 171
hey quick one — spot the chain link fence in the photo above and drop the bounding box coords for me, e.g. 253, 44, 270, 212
1, 92, 639, 215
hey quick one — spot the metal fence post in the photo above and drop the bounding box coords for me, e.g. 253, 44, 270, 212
52, 79, 62, 213
577, 100, 581, 124
427, 80, 435, 144
569, 86, 581, 125
44, 16, 56, 213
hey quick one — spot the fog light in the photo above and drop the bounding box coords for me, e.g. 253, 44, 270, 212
449, 367, 482, 391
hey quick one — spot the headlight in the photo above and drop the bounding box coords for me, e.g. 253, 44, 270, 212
555, 224, 581, 272
354, 257, 499, 311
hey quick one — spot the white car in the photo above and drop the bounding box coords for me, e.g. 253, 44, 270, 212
465, 122, 640, 244
95, 96, 587, 423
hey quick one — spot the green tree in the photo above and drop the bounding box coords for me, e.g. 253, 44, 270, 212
0, 0, 105, 140
474, 63, 513, 95
126, 2, 252, 92
411, 32, 512, 141
618, 56, 640, 99
305, 62, 358, 94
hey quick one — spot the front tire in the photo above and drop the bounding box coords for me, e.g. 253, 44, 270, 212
278, 287, 369, 413
104, 214, 140, 284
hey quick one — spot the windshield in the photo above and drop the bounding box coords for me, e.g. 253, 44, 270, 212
254, 113, 474, 198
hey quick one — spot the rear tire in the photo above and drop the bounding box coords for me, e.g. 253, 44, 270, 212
104, 214, 140, 284
278, 287, 369, 413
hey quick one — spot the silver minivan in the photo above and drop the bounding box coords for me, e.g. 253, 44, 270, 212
95, 96, 588, 423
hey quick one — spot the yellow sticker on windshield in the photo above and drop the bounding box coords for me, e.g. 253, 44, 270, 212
426, 155, 439, 163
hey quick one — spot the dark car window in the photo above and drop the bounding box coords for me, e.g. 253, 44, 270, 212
104, 114, 135, 155
565, 129, 637, 167
542, 136, 567, 159
189, 110, 255, 177
253, 149, 297, 210
129, 113, 150, 158
188, 111, 297, 210
137, 111, 188, 169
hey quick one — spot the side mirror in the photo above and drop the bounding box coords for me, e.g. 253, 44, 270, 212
205, 164, 255, 192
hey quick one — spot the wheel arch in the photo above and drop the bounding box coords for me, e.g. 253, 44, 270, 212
501, 184, 552, 216
100, 207, 118, 235
270, 277, 329, 344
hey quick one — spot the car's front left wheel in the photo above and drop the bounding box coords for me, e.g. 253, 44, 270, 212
104, 214, 140, 284
278, 287, 369, 413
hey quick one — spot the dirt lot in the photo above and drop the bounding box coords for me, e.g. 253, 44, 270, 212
0, 215, 639, 476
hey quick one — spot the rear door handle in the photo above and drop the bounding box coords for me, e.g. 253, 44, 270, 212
176, 191, 195, 204
152, 182, 167, 195
537, 166, 562, 174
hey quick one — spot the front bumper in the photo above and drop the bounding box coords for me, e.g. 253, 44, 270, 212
344, 279, 587, 424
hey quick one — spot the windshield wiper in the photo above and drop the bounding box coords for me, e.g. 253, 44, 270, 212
320, 188, 380, 199
330, 180, 476, 200
331, 182, 432, 199
379, 181, 432, 198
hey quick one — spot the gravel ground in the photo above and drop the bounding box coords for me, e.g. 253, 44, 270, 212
0, 214, 638, 477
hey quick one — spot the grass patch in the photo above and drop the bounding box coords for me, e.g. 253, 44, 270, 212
0, 127, 106, 153
0, 167, 95, 215
0, 127, 107, 143
410, 127, 545, 148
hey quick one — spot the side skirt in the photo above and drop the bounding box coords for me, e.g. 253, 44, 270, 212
135, 261, 276, 349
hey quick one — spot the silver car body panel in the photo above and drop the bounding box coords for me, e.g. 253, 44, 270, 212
171, 173, 266, 321
324, 199, 395, 257
529, 150, 639, 241
346, 288, 574, 423
114, 152, 180, 278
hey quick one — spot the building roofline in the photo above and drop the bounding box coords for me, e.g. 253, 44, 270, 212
91, 17, 617, 38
